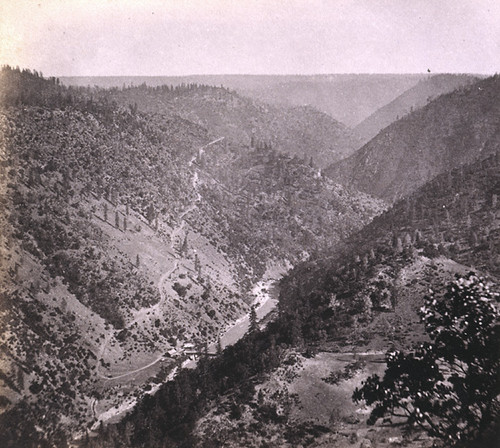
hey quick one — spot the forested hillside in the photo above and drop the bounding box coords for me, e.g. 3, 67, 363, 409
83, 151, 500, 448
223, 74, 426, 127
327, 75, 500, 202
3, 66, 498, 448
282, 150, 500, 328
61, 73, 427, 127
0, 66, 384, 445
354, 74, 478, 144
95, 83, 360, 167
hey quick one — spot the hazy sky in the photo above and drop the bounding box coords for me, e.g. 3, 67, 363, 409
1, 0, 498, 76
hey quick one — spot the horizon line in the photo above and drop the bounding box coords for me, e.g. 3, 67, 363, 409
4, 65, 495, 79
55, 71, 495, 78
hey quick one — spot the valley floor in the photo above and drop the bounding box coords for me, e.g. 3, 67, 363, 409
81, 275, 281, 437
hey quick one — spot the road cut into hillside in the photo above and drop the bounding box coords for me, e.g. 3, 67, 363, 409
88, 276, 281, 433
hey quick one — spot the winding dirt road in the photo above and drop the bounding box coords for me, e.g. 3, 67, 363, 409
92, 137, 243, 413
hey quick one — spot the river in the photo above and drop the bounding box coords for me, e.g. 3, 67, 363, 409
88, 277, 280, 433
212, 279, 279, 352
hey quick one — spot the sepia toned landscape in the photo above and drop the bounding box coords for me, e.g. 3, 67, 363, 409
0, 1, 499, 447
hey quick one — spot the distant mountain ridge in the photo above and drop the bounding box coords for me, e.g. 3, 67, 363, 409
326, 75, 500, 202
60, 74, 429, 127
98, 83, 361, 167
354, 74, 479, 144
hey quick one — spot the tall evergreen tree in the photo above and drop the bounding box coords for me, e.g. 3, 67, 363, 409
249, 305, 258, 333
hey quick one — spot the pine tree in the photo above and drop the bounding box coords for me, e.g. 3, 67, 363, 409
290, 315, 304, 347
249, 306, 258, 333
17, 366, 24, 390
393, 235, 403, 253
414, 229, 422, 245
194, 253, 201, 277
403, 232, 412, 246
146, 203, 155, 225
180, 234, 188, 255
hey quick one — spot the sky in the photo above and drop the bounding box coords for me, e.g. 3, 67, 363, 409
0, 0, 498, 76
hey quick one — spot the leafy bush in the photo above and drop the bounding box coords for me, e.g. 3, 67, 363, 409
172, 282, 187, 298
322, 360, 365, 385
353, 273, 500, 447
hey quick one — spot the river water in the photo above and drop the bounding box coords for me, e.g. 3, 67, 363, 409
88, 277, 280, 433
